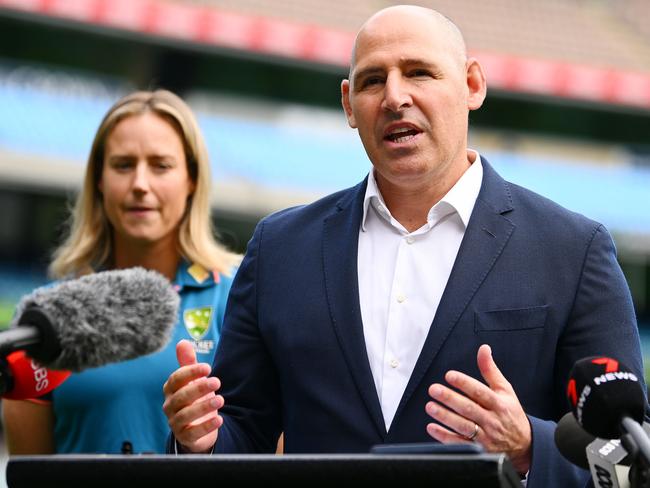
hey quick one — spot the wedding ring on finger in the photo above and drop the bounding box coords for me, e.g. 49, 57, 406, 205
465, 422, 479, 441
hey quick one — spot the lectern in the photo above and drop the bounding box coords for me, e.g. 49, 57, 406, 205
7, 453, 520, 487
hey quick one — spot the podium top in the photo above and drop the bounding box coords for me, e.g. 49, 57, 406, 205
7, 453, 521, 488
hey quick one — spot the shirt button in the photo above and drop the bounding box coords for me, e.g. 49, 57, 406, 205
396, 294, 406, 303
406, 236, 415, 244
390, 359, 399, 368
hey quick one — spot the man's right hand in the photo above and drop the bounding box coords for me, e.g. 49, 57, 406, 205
162, 339, 224, 453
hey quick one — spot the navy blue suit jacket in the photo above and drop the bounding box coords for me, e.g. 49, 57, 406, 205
183, 158, 644, 487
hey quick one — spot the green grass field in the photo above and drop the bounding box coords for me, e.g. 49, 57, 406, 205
0, 300, 15, 330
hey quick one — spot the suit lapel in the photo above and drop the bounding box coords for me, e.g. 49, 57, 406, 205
322, 179, 387, 436
395, 159, 516, 419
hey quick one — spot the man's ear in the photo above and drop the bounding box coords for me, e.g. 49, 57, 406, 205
466, 58, 487, 111
341, 79, 357, 128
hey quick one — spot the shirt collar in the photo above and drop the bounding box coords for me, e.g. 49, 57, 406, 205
361, 169, 384, 232
361, 149, 483, 232
442, 149, 482, 228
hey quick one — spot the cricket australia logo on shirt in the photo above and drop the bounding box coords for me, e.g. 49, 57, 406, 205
183, 307, 215, 354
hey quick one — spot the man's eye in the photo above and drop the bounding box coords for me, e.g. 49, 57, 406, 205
410, 69, 432, 78
361, 77, 384, 88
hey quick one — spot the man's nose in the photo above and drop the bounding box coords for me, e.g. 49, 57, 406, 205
381, 74, 412, 112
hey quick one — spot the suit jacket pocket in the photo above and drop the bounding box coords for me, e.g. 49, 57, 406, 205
474, 305, 548, 332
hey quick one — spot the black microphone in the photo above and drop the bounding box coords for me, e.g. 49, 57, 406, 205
0, 267, 179, 372
567, 356, 650, 486
555, 412, 595, 469
556, 411, 633, 487
567, 357, 645, 439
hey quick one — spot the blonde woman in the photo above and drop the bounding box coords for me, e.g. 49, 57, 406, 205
2, 89, 240, 454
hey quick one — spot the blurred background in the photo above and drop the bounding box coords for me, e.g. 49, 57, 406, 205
0, 0, 649, 480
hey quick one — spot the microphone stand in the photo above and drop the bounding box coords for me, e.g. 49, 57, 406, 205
0, 327, 40, 357
621, 418, 650, 488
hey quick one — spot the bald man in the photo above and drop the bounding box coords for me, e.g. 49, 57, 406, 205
163, 6, 643, 487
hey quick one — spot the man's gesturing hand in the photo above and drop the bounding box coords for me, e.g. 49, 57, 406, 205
425, 344, 532, 474
162, 339, 223, 453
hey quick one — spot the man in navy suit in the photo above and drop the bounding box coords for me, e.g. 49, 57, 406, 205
163, 5, 644, 486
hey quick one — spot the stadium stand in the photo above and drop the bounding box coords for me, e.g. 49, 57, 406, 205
176, 0, 650, 72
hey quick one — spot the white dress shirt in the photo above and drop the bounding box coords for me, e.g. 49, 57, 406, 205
358, 151, 483, 430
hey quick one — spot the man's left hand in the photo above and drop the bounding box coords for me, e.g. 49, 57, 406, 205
425, 344, 532, 475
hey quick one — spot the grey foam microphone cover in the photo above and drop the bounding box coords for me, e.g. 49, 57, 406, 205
11, 267, 179, 371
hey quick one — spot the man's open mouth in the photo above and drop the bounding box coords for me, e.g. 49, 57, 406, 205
384, 127, 421, 143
